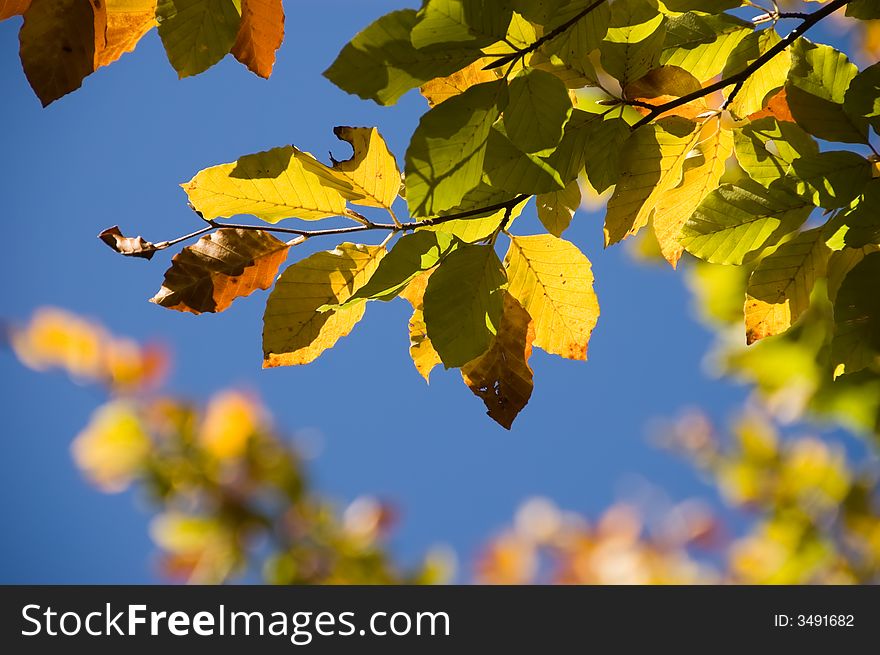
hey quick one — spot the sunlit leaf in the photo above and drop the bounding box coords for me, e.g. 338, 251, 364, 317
723, 28, 790, 119
411, 0, 512, 51
537, 180, 581, 237
503, 68, 573, 155
231, 0, 284, 78
832, 252, 880, 377
156, 0, 242, 78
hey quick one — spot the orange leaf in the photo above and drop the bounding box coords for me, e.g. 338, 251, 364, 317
0, 0, 31, 20
232, 0, 284, 79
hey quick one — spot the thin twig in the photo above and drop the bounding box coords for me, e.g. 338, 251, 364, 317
631, 0, 852, 129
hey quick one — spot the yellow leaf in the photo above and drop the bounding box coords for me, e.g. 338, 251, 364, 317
263, 243, 385, 367
329, 126, 402, 211
200, 390, 263, 459
604, 117, 702, 245
653, 119, 733, 267
0, 0, 30, 20
400, 271, 442, 382
71, 402, 151, 493
420, 57, 499, 108
183, 146, 356, 223
150, 228, 290, 315
744, 228, 829, 345
95, 0, 157, 69
504, 234, 599, 361
462, 292, 535, 429
231, 0, 283, 78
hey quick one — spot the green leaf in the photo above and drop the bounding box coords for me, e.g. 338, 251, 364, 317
662, 0, 742, 10
744, 227, 829, 344
421, 185, 529, 242
405, 80, 507, 217
723, 28, 790, 119
733, 116, 818, 188
785, 39, 869, 144
504, 234, 599, 360
151, 228, 290, 315
483, 128, 565, 195
599, 0, 667, 86
791, 151, 872, 210
832, 180, 880, 249
411, 0, 512, 50
661, 12, 752, 83
680, 179, 813, 265
510, 0, 565, 24
580, 116, 632, 194
537, 180, 581, 237
423, 244, 507, 367
502, 69, 573, 155
539, 109, 602, 185
156, 0, 242, 78
846, 0, 880, 19
263, 244, 385, 367
330, 231, 459, 309
323, 9, 479, 106
535, 0, 610, 85
604, 116, 701, 245
832, 251, 880, 377
844, 62, 880, 135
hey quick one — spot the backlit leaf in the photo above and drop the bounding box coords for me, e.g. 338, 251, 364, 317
502, 68, 572, 155
0, 0, 30, 20
537, 180, 581, 237
400, 271, 442, 382
231, 0, 284, 78
723, 28, 790, 119
844, 61, 880, 135
744, 228, 829, 344
411, 0, 512, 51
262, 243, 385, 367
461, 292, 535, 429
504, 234, 599, 360
419, 57, 499, 107
156, 0, 242, 78
599, 0, 667, 87
151, 228, 290, 314
661, 12, 751, 83
832, 252, 880, 377
328, 126, 402, 211
96, 0, 158, 69
423, 244, 507, 367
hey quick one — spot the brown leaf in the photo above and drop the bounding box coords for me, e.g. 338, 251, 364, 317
746, 88, 796, 123
231, 0, 284, 79
461, 292, 535, 429
98, 225, 159, 260
151, 228, 290, 315
19, 0, 102, 106
624, 65, 708, 121
95, 0, 158, 70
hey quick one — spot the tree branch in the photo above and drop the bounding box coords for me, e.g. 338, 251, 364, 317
631, 0, 852, 129
483, 0, 607, 71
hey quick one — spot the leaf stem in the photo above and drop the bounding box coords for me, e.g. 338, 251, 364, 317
631, 0, 853, 129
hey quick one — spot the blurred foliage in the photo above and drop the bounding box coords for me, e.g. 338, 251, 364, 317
8, 306, 880, 584
7, 308, 446, 584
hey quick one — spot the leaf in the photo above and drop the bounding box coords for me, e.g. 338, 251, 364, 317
150, 228, 289, 314
262, 243, 385, 367
785, 39, 869, 144
156, 0, 242, 78
832, 251, 880, 377
422, 244, 507, 368
504, 234, 599, 360
537, 180, 581, 237
623, 65, 708, 121
502, 68, 572, 155
744, 227, 829, 344
0, 0, 31, 21
98, 225, 160, 260
411, 0, 512, 50
323, 9, 479, 106
579, 116, 631, 193
533, 0, 609, 86
599, 0, 667, 87
660, 12, 752, 83
419, 57, 499, 107
328, 126, 402, 211
733, 116, 818, 188
844, 61, 880, 135
482, 127, 564, 196
400, 272, 442, 383
331, 231, 458, 309
604, 116, 701, 246
653, 120, 733, 267
723, 28, 790, 119
95, 0, 158, 70
791, 151, 871, 210
461, 292, 535, 429
680, 179, 813, 265
846, 0, 880, 19
183, 146, 354, 223
231, 0, 284, 78
19, 0, 99, 106
405, 80, 506, 217
832, 179, 880, 249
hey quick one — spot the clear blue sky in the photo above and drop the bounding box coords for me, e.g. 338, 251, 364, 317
0, 1, 793, 583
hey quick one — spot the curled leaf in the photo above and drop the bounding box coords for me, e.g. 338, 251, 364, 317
98, 225, 159, 260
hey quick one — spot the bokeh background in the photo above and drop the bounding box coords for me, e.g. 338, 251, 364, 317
0, 1, 870, 582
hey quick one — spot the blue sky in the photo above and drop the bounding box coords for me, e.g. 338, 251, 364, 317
0, 1, 783, 583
